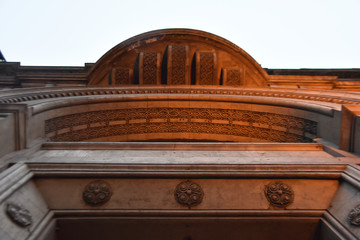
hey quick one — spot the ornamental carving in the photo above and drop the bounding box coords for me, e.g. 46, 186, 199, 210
113, 68, 132, 85
2, 87, 360, 105
264, 182, 294, 207
83, 180, 112, 206
224, 68, 242, 86
174, 180, 204, 207
348, 204, 360, 226
45, 108, 317, 143
168, 45, 188, 85
141, 52, 159, 85
5, 202, 32, 227
198, 52, 216, 85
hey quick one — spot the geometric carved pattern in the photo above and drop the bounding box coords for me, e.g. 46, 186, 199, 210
348, 204, 360, 226
168, 45, 189, 85
174, 180, 204, 208
82, 180, 112, 206
264, 182, 294, 207
45, 108, 317, 143
223, 68, 242, 86
197, 52, 216, 85
113, 67, 132, 85
5, 202, 32, 227
140, 52, 160, 84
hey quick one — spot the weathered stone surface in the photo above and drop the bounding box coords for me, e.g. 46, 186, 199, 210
1, 28, 360, 239
5, 202, 32, 227
0, 165, 50, 240
82, 180, 112, 206
34, 178, 337, 210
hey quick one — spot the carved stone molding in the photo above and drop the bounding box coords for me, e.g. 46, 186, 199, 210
82, 180, 112, 206
264, 182, 294, 207
1, 87, 360, 105
45, 108, 317, 143
174, 180, 204, 207
5, 202, 32, 227
348, 204, 360, 226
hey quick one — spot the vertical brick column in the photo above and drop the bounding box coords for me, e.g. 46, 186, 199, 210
195, 52, 217, 85
138, 52, 161, 85
166, 45, 190, 85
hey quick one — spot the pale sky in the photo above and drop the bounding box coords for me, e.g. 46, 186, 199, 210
1, 0, 359, 68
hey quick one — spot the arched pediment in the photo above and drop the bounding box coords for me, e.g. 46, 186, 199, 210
88, 29, 269, 86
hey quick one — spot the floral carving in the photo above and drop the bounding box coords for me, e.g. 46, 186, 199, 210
5, 202, 32, 227
174, 180, 204, 207
83, 180, 112, 206
264, 182, 294, 207
348, 204, 360, 226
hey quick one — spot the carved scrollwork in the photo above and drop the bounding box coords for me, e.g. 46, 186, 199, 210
174, 180, 204, 207
83, 180, 112, 206
5, 202, 32, 227
264, 182, 294, 207
348, 204, 360, 226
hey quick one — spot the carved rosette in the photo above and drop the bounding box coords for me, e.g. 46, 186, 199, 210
174, 180, 204, 207
264, 182, 294, 207
348, 204, 360, 226
83, 180, 112, 206
5, 202, 32, 227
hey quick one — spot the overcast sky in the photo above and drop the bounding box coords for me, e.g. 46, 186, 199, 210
1, 0, 359, 68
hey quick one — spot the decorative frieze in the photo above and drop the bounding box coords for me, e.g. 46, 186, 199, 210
45, 108, 317, 142
1, 87, 359, 106
5, 202, 32, 227
264, 182, 294, 207
82, 180, 112, 206
174, 180, 204, 207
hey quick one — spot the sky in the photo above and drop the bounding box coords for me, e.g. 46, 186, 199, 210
0, 0, 359, 68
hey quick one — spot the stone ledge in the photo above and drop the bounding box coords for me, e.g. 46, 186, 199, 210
41, 142, 324, 151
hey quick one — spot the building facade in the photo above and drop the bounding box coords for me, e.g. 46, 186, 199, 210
1, 29, 360, 239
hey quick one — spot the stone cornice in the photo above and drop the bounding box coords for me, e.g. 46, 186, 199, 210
0, 86, 359, 109
28, 162, 345, 179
